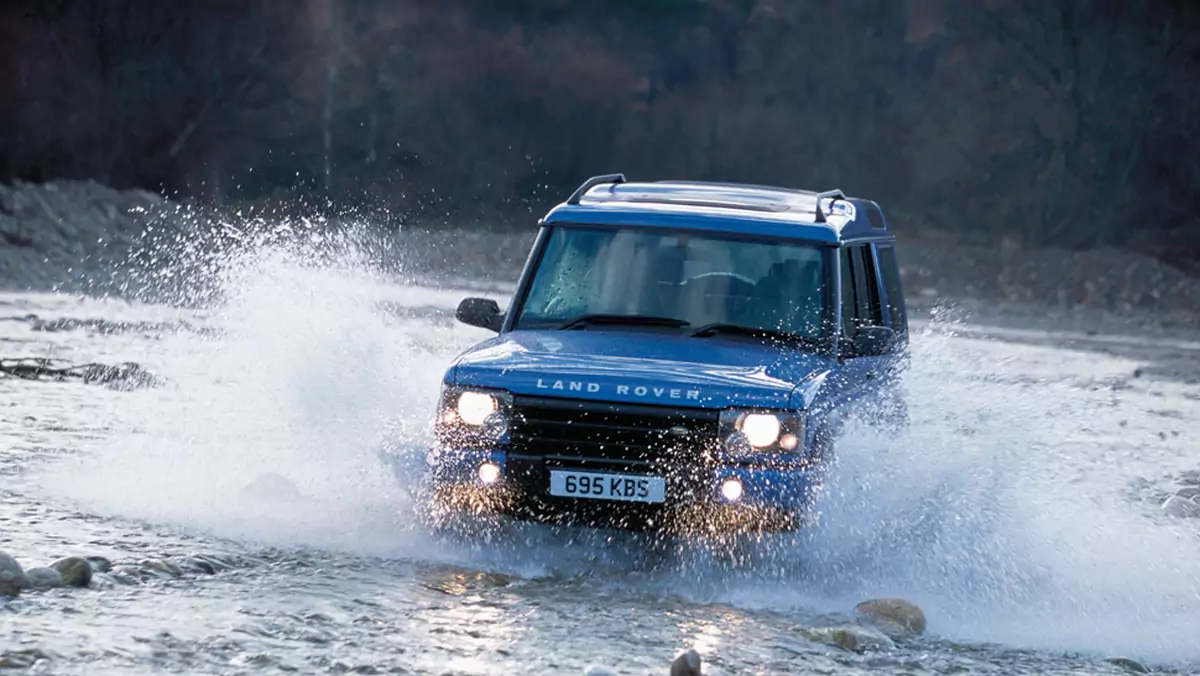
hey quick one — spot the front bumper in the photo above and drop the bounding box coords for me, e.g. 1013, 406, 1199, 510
421, 447, 823, 534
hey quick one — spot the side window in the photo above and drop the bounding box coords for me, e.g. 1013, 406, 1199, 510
839, 244, 885, 336
839, 247, 856, 334
853, 246, 883, 325
875, 244, 907, 332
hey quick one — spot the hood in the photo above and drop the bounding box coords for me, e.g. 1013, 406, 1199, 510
448, 329, 834, 409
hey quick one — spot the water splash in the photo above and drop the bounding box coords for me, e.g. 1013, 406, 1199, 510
28, 230, 1200, 668
35, 236, 468, 556
693, 316, 1200, 665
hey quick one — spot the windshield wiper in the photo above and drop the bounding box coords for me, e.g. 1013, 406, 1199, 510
689, 322, 825, 350
557, 313, 691, 330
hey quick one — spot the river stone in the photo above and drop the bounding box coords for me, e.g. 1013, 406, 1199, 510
182, 553, 236, 574
140, 558, 183, 577
854, 597, 927, 636
669, 649, 703, 676
0, 551, 27, 597
24, 567, 64, 589
803, 626, 896, 653
1105, 657, 1149, 673
583, 667, 619, 676
50, 556, 93, 587
1161, 495, 1200, 518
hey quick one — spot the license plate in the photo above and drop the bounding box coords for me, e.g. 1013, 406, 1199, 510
548, 470, 666, 504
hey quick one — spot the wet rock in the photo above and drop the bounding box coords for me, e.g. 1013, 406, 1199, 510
0, 357, 159, 390
179, 556, 217, 575
140, 558, 183, 577
50, 556, 93, 587
86, 556, 113, 573
0, 649, 52, 669
24, 567, 64, 589
670, 649, 703, 676
0, 551, 27, 597
1105, 657, 1150, 673
181, 553, 237, 574
1161, 495, 1200, 518
87, 572, 117, 590
802, 626, 896, 653
1179, 470, 1200, 486
109, 565, 149, 585
583, 667, 619, 676
853, 597, 927, 637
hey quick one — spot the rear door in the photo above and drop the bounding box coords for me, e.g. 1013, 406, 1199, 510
872, 242, 908, 344
818, 242, 900, 432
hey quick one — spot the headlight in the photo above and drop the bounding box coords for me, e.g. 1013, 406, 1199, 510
719, 409, 805, 456
435, 384, 512, 446
741, 413, 782, 447
457, 391, 498, 426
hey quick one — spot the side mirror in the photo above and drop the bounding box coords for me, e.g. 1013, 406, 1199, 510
851, 325, 895, 357
455, 297, 504, 332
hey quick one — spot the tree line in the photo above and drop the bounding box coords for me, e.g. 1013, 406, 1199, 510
2, 0, 1198, 263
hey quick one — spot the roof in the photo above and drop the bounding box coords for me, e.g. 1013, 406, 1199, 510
539, 174, 892, 244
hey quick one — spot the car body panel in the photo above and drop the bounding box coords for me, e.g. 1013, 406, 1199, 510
449, 329, 834, 410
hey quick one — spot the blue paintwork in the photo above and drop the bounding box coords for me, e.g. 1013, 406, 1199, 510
421, 175, 909, 532
449, 330, 834, 410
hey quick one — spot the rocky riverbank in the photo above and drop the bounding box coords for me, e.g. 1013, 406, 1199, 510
1, 542, 946, 671
3, 180, 1200, 330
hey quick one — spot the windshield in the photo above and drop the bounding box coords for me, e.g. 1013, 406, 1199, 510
513, 225, 833, 340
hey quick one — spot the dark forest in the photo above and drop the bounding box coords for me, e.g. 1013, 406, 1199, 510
3, 0, 1198, 264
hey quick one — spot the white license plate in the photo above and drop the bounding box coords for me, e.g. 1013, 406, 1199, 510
548, 470, 666, 504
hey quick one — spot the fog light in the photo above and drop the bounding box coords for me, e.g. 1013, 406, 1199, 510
478, 462, 501, 485
720, 478, 743, 502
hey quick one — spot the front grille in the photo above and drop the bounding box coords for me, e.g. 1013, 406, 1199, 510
509, 395, 720, 466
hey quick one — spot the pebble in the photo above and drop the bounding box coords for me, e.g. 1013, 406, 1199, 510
24, 567, 64, 589
1106, 657, 1150, 673
50, 556, 93, 587
803, 625, 896, 653
182, 553, 236, 574
140, 558, 183, 577
670, 649, 703, 676
853, 597, 927, 637
0, 551, 27, 597
1161, 495, 1200, 518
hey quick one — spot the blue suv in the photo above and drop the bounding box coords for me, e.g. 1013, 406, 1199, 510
421, 174, 909, 534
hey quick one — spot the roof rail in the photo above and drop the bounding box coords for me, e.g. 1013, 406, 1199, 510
813, 189, 847, 223
566, 173, 627, 205
654, 180, 814, 195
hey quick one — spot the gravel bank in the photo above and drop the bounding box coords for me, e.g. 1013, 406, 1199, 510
3, 180, 1199, 331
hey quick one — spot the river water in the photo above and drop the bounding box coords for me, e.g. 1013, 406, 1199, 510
2, 243, 1200, 675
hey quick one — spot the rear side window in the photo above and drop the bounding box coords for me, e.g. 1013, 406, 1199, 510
838, 244, 884, 336
874, 244, 907, 332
